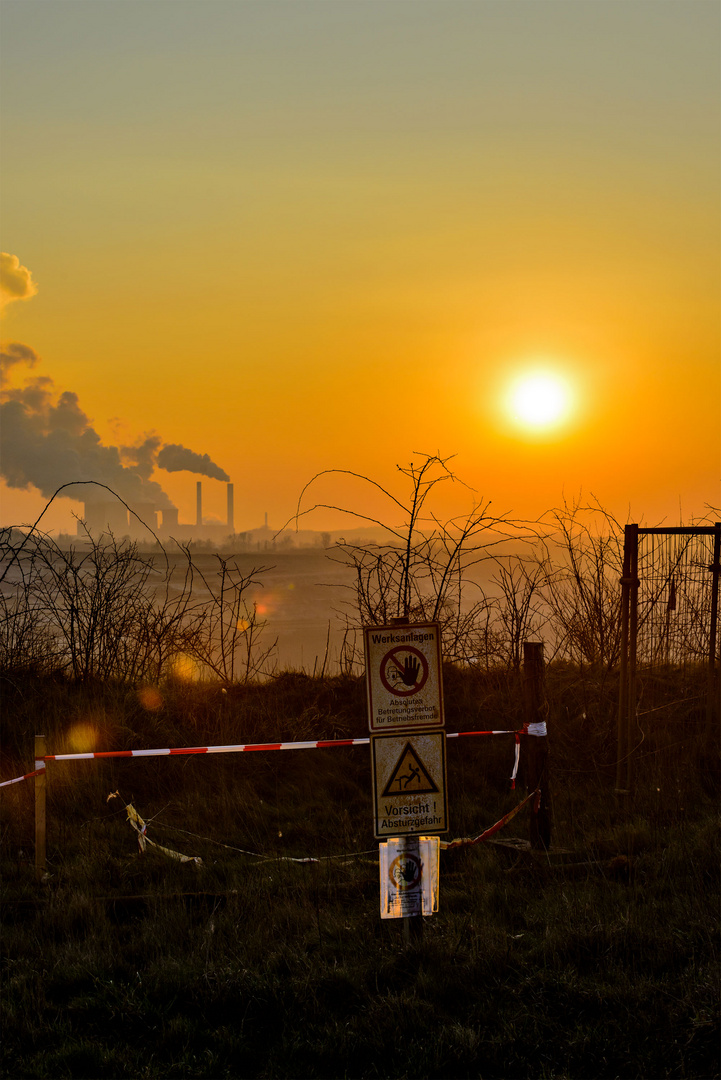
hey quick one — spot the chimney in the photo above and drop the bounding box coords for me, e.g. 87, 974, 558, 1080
196, 482, 202, 527
227, 483, 234, 532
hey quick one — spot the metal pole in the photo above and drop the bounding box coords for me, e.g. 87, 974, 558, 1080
706, 523, 721, 739
389, 617, 424, 943
616, 527, 631, 792
401, 835, 423, 944
616, 525, 636, 795
34, 735, 47, 884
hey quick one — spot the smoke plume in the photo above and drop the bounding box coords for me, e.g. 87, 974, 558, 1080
157, 444, 230, 483
0, 254, 230, 512
120, 435, 163, 481
0, 353, 176, 509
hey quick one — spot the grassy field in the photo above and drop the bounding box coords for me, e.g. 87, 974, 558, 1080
1, 666, 719, 1079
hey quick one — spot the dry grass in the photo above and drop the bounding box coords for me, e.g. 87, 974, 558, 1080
1, 666, 719, 1079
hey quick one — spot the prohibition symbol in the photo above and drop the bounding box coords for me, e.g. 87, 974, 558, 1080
379, 645, 429, 697
382, 742, 440, 797
388, 852, 422, 890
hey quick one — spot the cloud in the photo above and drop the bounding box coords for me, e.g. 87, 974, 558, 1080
157, 443, 230, 482
0, 257, 232, 511
0, 342, 41, 386
0, 253, 39, 310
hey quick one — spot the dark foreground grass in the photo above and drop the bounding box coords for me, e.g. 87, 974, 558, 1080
2, 668, 719, 1079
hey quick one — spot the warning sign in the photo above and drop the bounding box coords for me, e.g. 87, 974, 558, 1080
379, 836, 440, 919
381, 741, 439, 797
371, 731, 448, 838
364, 622, 444, 731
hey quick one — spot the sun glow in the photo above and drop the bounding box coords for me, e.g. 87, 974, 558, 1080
505, 369, 574, 433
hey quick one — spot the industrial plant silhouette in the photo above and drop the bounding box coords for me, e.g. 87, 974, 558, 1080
80, 481, 239, 545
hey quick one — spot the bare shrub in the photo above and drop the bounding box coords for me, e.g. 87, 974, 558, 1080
293, 454, 533, 667
179, 553, 276, 684
0, 493, 274, 684
530, 497, 627, 670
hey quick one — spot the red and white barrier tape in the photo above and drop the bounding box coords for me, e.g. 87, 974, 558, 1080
0, 767, 45, 789
117, 790, 537, 864
45, 737, 371, 761
511, 732, 521, 788
440, 787, 539, 850
448, 730, 517, 738
2, 730, 522, 786
41, 729, 518, 763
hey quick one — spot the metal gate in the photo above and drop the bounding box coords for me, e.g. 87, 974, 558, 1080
615, 524, 720, 793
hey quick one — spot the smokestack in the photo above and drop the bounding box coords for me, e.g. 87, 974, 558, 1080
196, 481, 202, 527
227, 483, 234, 532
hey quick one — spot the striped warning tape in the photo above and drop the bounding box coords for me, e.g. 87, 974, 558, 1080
440, 787, 539, 850
1, 729, 520, 784
45, 738, 370, 761
42, 729, 518, 762
0, 767, 45, 789
118, 789, 537, 866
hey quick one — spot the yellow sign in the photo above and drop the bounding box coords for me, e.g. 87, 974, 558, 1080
371, 731, 448, 838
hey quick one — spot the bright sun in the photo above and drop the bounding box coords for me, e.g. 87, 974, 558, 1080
505, 370, 574, 432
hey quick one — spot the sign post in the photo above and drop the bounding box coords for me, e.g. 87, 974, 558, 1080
364, 621, 447, 930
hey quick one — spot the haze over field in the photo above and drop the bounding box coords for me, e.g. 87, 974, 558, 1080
1, 0, 719, 535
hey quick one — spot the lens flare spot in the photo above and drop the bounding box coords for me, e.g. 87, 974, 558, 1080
67, 723, 99, 753
138, 686, 163, 711
170, 654, 200, 682
236, 618, 250, 633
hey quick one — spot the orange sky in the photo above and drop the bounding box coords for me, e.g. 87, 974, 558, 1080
1, 1, 719, 535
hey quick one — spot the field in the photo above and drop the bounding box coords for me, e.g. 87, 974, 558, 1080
2, 665, 719, 1080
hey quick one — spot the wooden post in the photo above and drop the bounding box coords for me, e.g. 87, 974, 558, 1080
522, 642, 551, 850
522, 642, 545, 724
34, 734, 47, 883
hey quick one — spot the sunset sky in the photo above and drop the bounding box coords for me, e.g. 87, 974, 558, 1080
1, 0, 719, 535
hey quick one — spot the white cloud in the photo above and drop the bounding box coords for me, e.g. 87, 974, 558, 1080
0, 253, 39, 310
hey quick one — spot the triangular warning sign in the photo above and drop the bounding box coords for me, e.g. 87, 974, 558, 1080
382, 742, 440, 797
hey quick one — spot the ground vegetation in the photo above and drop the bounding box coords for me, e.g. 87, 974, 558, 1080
1, 664, 718, 1080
